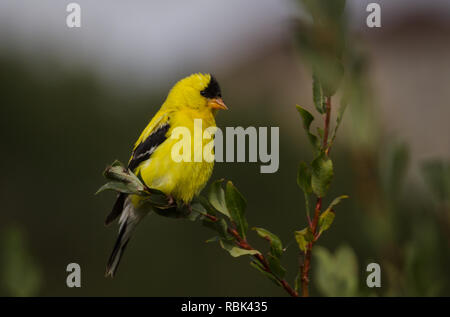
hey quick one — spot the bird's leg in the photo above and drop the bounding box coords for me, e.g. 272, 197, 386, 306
167, 194, 175, 207
186, 204, 192, 215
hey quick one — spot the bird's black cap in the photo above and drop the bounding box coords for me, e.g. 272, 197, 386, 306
200, 75, 222, 99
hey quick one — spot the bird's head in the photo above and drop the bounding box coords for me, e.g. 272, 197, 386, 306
164, 73, 228, 113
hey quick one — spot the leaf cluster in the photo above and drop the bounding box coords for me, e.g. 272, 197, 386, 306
97, 164, 289, 289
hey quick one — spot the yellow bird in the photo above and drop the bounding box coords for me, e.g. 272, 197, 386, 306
105, 73, 228, 277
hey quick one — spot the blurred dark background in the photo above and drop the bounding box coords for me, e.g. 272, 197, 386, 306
0, 0, 449, 296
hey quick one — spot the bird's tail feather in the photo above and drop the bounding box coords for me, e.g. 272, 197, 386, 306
105, 199, 145, 278
105, 193, 126, 226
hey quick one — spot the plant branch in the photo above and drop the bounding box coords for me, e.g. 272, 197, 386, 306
204, 213, 299, 297
301, 96, 332, 297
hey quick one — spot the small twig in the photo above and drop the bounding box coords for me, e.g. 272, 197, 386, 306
205, 213, 299, 297
313, 232, 322, 243
301, 96, 332, 297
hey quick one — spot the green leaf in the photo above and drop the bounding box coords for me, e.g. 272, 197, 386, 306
296, 105, 320, 150
295, 271, 302, 293
195, 195, 217, 216
253, 227, 283, 259
202, 218, 231, 240
297, 162, 312, 194
326, 195, 349, 211
316, 195, 348, 234
295, 227, 314, 253
216, 218, 230, 239
318, 209, 335, 235
421, 160, 450, 203
95, 181, 142, 195
97, 160, 147, 195
219, 240, 260, 257
104, 161, 142, 185
205, 236, 220, 243
311, 153, 334, 197
313, 73, 325, 114
252, 228, 286, 279
208, 179, 230, 218
103, 160, 127, 179
314, 245, 358, 297
267, 254, 286, 279
298, 163, 313, 220
303, 192, 311, 224
225, 181, 248, 239
330, 99, 348, 145
317, 127, 324, 140
184, 202, 203, 221
250, 261, 282, 287
316, 58, 344, 97
190, 201, 209, 216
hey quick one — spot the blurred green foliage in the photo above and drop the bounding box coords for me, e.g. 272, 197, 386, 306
296, 0, 346, 97
291, 0, 450, 297
422, 160, 450, 204
314, 245, 358, 297
1, 226, 42, 296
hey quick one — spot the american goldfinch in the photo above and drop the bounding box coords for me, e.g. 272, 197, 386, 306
105, 73, 227, 277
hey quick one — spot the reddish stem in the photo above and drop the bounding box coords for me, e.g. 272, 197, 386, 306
300, 96, 332, 297
205, 213, 298, 297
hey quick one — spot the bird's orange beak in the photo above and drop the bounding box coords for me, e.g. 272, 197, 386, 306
208, 97, 228, 110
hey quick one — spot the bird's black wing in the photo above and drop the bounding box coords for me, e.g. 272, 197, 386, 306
128, 122, 170, 172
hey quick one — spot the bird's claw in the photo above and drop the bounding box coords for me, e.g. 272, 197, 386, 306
167, 195, 175, 207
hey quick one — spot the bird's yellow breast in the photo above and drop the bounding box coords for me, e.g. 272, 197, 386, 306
134, 108, 216, 203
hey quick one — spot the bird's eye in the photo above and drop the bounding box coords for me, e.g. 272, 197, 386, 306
200, 90, 207, 97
